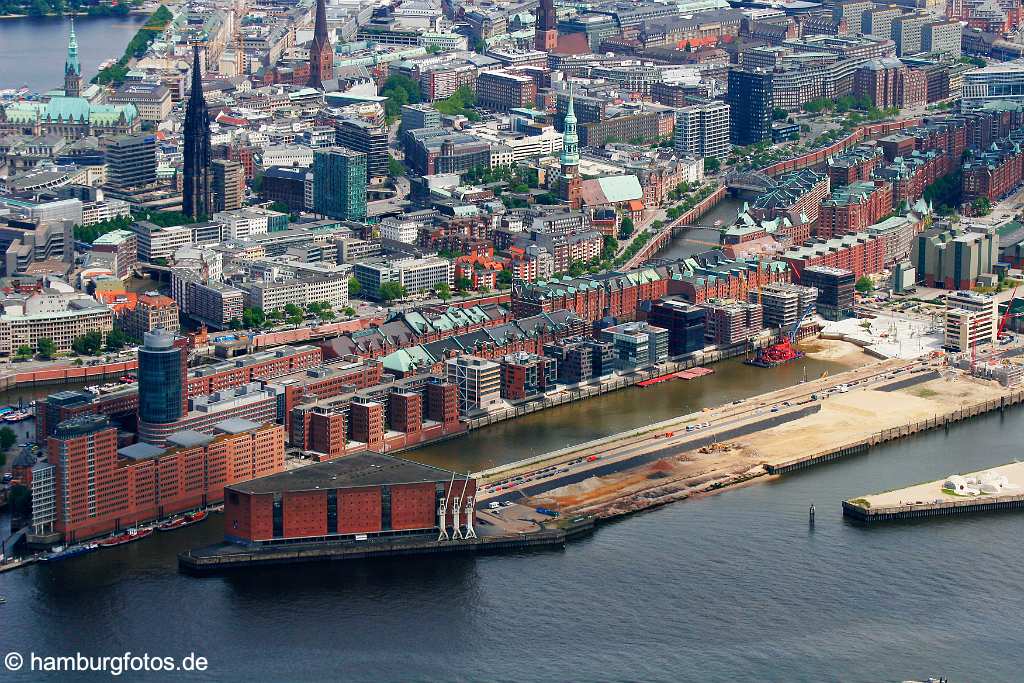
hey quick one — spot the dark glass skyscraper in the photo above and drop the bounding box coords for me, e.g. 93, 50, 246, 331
138, 329, 186, 425
726, 68, 773, 147
183, 45, 212, 220
312, 147, 367, 221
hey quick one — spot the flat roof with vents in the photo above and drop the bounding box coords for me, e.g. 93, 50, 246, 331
228, 452, 470, 495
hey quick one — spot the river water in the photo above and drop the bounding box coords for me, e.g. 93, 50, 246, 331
4, 348, 1024, 681
0, 15, 147, 91
657, 195, 745, 262
1, 185, 1020, 678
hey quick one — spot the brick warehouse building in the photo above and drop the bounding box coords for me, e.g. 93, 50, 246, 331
817, 180, 894, 238
962, 140, 1024, 202
223, 452, 477, 545
34, 414, 285, 543
827, 146, 883, 187
781, 231, 887, 280
35, 343, 324, 441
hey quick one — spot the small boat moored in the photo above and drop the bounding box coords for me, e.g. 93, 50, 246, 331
97, 527, 153, 548
156, 510, 208, 532
40, 543, 99, 562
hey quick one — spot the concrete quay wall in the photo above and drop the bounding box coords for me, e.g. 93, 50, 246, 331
179, 519, 596, 574
843, 495, 1024, 523
767, 389, 1024, 475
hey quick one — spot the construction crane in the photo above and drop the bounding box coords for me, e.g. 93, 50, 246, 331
746, 306, 811, 368
997, 285, 1021, 339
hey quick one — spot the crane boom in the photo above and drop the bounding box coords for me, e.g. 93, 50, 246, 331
998, 285, 1020, 337
789, 306, 812, 344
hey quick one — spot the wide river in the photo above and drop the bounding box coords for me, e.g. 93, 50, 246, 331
2, 346, 1024, 681
0, 14, 148, 91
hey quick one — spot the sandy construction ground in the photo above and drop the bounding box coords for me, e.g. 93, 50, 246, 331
531, 443, 767, 517
798, 338, 869, 365
733, 376, 1006, 464
532, 374, 1010, 517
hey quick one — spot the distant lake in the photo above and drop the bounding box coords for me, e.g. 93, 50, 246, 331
0, 14, 148, 91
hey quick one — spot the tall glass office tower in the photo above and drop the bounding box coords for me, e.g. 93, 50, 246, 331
138, 329, 186, 425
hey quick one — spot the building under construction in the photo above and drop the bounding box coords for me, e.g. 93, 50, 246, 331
223, 452, 477, 546
751, 282, 817, 330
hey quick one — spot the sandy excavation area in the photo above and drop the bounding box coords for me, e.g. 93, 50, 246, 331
732, 376, 1006, 464
528, 374, 1009, 518
798, 338, 870, 365
530, 443, 768, 517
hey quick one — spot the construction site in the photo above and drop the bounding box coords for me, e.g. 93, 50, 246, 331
472, 341, 1024, 521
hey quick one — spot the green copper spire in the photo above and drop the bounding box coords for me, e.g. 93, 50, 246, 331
560, 83, 579, 168
66, 18, 81, 76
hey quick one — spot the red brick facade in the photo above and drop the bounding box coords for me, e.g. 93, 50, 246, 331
817, 181, 894, 238
50, 419, 285, 543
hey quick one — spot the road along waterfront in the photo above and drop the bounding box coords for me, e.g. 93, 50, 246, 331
406, 341, 866, 473
471, 356, 1024, 522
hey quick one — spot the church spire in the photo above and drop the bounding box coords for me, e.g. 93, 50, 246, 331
183, 45, 212, 220
535, 0, 557, 51
307, 0, 332, 89
560, 83, 579, 170
64, 18, 82, 97
66, 18, 80, 75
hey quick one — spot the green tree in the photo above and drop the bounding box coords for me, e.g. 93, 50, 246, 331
343, 306, 356, 316
0, 426, 16, 451
348, 276, 361, 297
388, 154, 405, 177
436, 283, 452, 300
284, 303, 303, 318
15, 345, 33, 360
568, 261, 586, 277
772, 107, 788, 121
72, 330, 103, 356
602, 235, 619, 260
703, 157, 721, 174
497, 270, 514, 288
855, 276, 874, 294
307, 302, 333, 319
619, 216, 635, 239
37, 337, 56, 359
378, 281, 407, 302
972, 197, 992, 216
242, 307, 266, 328
455, 276, 472, 292
381, 74, 422, 120
105, 328, 128, 352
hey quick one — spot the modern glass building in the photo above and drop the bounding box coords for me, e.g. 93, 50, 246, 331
138, 329, 185, 424
726, 69, 773, 146
312, 147, 367, 221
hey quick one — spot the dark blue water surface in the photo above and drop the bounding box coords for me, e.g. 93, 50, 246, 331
2, 408, 1023, 681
